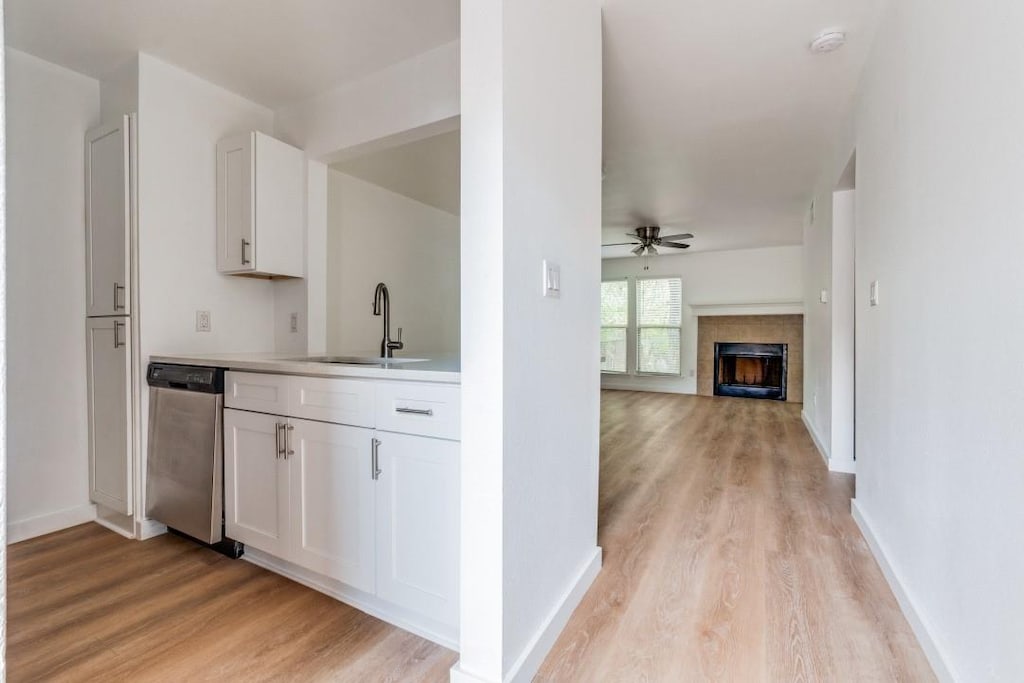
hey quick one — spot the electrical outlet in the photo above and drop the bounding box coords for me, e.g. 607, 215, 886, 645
290, 312, 299, 333
869, 280, 880, 307
196, 310, 211, 332
689, 369, 695, 378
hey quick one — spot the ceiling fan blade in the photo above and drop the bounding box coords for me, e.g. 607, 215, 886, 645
659, 233, 693, 241
661, 242, 691, 249
602, 242, 641, 247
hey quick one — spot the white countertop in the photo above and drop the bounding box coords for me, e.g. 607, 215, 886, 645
149, 352, 461, 384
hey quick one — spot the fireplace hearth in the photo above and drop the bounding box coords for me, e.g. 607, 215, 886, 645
714, 342, 788, 401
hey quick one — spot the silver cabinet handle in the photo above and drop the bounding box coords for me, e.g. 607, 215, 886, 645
395, 407, 433, 416
275, 423, 284, 460
286, 424, 295, 458
371, 438, 382, 480
113, 320, 125, 348
241, 238, 251, 265
113, 282, 125, 311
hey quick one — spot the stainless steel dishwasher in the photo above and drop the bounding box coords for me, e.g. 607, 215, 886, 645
146, 363, 242, 557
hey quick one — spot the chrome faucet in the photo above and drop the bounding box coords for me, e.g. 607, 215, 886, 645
372, 282, 404, 358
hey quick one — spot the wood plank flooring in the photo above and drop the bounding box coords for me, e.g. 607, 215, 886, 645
8, 390, 935, 682
7, 525, 457, 682
536, 391, 936, 682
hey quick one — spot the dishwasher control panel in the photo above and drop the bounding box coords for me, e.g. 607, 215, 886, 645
147, 363, 224, 393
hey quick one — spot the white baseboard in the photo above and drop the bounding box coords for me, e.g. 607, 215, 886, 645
601, 377, 695, 395
243, 548, 458, 651
801, 411, 856, 473
851, 500, 955, 683
94, 505, 136, 539
449, 546, 603, 683
504, 546, 603, 683
135, 518, 168, 540
7, 503, 97, 544
801, 410, 830, 465
449, 666, 491, 683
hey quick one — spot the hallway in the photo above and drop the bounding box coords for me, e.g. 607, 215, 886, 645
537, 390, 934, 681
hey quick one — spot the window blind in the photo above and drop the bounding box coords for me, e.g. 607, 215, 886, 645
600, 280, 628, 373
636, 277, 682, 375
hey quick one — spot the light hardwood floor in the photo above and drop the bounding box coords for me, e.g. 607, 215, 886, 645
7, 525, 457, 682
9, 391, 934, 682
536, 391, 935, 682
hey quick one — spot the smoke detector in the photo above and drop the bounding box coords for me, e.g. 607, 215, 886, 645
810, 30, 846, 54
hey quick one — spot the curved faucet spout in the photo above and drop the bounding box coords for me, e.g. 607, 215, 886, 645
372, 282, 404, 358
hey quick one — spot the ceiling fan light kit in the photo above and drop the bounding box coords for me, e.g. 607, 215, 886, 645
602, 226, 694, 270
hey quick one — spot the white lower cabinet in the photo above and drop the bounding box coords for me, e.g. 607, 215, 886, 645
224, 409, 288, 557
224, 397, 459, 632
86, 317, 133, 515
374, 432, 460, 627
289, 418, 375, 593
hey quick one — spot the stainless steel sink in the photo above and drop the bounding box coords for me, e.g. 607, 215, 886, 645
294, 356, 429, 365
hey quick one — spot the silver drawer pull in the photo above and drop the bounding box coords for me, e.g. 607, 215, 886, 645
395, 407, 433, 416
113, 282, 126, 310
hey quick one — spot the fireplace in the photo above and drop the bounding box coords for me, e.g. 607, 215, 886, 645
714, 342, 788, 401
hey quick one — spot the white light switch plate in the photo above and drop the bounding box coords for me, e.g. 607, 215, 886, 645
869, 280, 880, 307
290, 312, 299, 333
820, 288, 829, 304
543, 260, 561, 298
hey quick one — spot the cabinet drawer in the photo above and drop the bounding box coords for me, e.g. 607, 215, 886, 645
288, 376, 375, 428
375, 382, 460, 440
225, 372, 290, 415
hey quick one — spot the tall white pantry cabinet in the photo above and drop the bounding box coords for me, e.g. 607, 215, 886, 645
85, 114, 139, 521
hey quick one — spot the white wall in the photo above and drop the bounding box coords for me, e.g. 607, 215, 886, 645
839, 1, 1024, 679
1, 12, 8, 669
275, 41, 459, 163
457, 1, 603, 681
326, 171, 459, 356
135, 53, 279, 523
601, 246, 803, 394
802, 195, 834, 456
5, 49, 101, 541
802, 185, 855, 471
830, 189, 855, 467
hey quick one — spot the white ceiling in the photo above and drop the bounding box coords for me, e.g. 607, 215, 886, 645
601, 0, 885, 257
9, 0, 883, 256
5, 0, 458, 108
332, 130, 460, 215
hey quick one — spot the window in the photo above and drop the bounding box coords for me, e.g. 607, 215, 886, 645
636, 277, 682, 375
600, 280, 628, 373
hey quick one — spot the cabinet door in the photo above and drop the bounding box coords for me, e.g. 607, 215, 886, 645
252, 132, 305, 277
224, 408, 287, 555
288, 419, 375, 593
85, 117, 131, 316
375, 433, 459, 626
86, 317, 132, 514
216, 132, 255, 273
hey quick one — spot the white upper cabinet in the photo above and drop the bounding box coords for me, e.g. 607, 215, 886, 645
217, 131, 305, 278
85, 116, 132, 316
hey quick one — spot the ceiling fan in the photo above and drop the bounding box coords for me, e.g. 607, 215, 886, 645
603, 226, 694, 268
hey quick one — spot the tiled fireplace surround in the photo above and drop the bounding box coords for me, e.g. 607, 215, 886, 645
697, 314, 803, 403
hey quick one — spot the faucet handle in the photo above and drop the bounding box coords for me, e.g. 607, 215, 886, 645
396, 327, 402, 342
